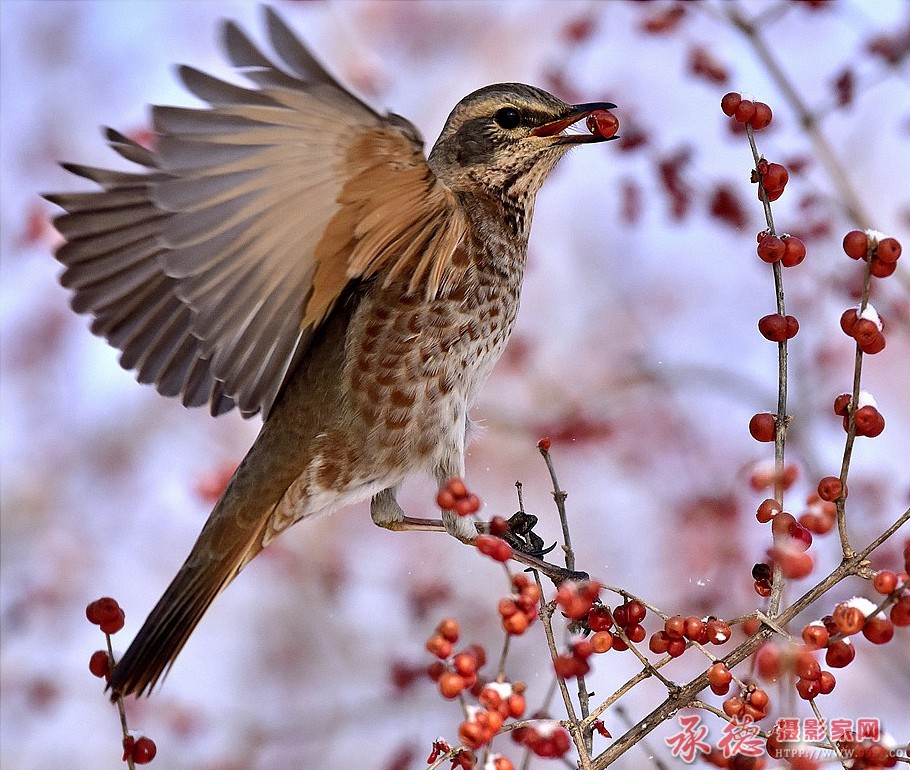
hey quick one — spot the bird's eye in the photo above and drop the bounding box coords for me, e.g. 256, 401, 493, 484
494, 107, 522, 130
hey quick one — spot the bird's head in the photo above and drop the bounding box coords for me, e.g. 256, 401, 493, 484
428, 83, 616, 211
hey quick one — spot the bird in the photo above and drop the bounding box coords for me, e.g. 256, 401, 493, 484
45, 7, 616, 697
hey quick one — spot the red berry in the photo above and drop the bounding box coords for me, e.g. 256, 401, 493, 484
801, 624, 829, 650
876, 237, 901, 263
586, 109, 620, 140
757, 313, 798, 341
723, 696, 745, 716
721, 92, 742, 117
664, 615, 685, 639
842, 230, 868, 259
778, 549, 814, 579
426, 634, 453, 659
591, 630, 613, 653
749, 412, 776, 442
840, 308, 859, 336
761, 163, 789, 195
817, 670, 836, 694
795, 650, 821, 680
872, 570, 898, 595
861, 615, 894, 645
626, 623, 646, 643
86, 597, 123, 628
454, 494, 481, 516
854, 405, 885, 437
475, 535, 512, 562
852, 318, 880, 347
734, 99, 756, 123
438, 671, 468, 698
750, 102, 773, 130
757, 313, 786, 341
705, 619, 731, 645
816, 476, 843, 502
755, 642, 783, 679
757, 234, 786, 263
626, 600, 647, 624
756, 498, 781, 523
833, 603, 866, 635
890, 596, 910, 626
89, 650, 111, 679
708, 662, 732, 688
870, 257, 897, 278
796, 676, 819, 700
453, 652, 478, 677
684, 616, 705, 640
536, 436, 551, 451
437, 618, 460, 644
649, 631, 670, 654
667, 637, 687, 657
749, 687, 770, 709
447, 478, 468, 498
131, 737, 157, 765
781, 235, 806, 267
825, 639, 855, 668
587, 605, 613, 632
833, 393, 851, 416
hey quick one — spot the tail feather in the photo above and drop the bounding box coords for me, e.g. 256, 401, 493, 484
107, 502, 270, 698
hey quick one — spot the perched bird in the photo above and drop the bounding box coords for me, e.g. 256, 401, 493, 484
46, 7, 616, 697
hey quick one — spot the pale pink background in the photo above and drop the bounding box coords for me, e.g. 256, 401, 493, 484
2, 1, 908, 768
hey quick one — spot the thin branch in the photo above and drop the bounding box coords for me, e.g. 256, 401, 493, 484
538, 445, 576, 572
725, 2, 873, 228
589, 508, 908, 770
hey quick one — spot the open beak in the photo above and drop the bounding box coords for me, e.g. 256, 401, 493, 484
531, 101, 618, 144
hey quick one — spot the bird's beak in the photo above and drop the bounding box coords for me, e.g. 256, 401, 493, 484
531, 102, 618, 144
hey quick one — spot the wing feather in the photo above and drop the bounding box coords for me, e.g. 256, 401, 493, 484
46, 7, 468, 418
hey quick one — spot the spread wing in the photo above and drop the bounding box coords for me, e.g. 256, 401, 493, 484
45, 7, 468, 418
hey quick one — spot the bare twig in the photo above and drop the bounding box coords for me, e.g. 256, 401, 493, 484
538, 445, 576, 573
590, 508, 908, 770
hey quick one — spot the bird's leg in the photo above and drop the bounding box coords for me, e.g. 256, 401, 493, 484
371, 488, 584, 583
371, 486, 448, 533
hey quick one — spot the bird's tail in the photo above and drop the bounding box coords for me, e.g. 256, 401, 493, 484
107, 490, 272, 698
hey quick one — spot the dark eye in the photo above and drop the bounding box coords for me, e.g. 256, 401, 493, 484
494, 107, 522, 130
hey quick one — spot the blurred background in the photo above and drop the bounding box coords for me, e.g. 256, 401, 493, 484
1, 1, 908, 768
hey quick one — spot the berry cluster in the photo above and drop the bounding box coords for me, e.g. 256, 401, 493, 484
511, 720, 572, 759
834, 737, 900, 770
86, 597, 158, 766
497, 574, 540, 635
756, 641, 836, 703
758, 312, 799, 342
425, 619, 533, 766
426, 619, 487, 700
721, 92, 773, 130
648, 615, 731, 658
752, 159, 789, 201
834, 391, 885, 438
86, 596, 125, 635
459, 683, 527, 751
437, 478, 481, 517
720, 682, 772, 721
841, 306, 885, 355
756, 232, 806, 266
748, 460, 799, 493
843, 229, 902, 278
751, 508, 817, 586
122, 736, 157, 766
555, 579, 601, 619
771, 511, 814, 580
